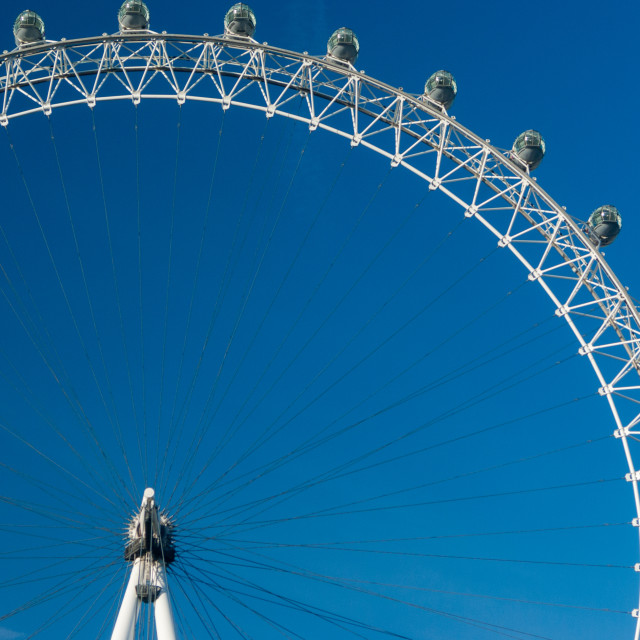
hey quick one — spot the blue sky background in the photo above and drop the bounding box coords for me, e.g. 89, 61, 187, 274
0, 1, 639, 639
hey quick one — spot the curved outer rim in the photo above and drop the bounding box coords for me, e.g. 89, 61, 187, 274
1, 32, 640, 634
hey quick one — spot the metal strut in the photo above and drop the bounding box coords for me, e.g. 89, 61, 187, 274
112, 488, 177, 640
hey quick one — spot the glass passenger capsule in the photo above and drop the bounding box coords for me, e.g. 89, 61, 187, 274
424, 70, 457, 109
511, 129, 546, 170
327, 27, 359, 65
118, 1, 150, 31
587, 205, 622, 246
224, 3, 257, 37
13, 10, 44, 46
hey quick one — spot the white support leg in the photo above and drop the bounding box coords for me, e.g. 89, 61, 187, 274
154, 563, 177, 640
111, 559, 141, 640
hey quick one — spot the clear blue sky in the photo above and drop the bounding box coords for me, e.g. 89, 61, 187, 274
0, 1, 639, 639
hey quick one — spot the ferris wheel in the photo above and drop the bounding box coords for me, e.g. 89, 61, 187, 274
0, 2, 639, 639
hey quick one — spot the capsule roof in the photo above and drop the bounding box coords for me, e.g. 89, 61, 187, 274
424, 70, 457, 109
587, 205, 622, 246
118, 1, 150, 31
327, 27, 359, 65
13, 10, 44, 46
224, 3, 257, 37
512, 129, 546, 170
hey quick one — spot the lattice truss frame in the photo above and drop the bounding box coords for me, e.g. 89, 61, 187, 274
2, 32, 640, 623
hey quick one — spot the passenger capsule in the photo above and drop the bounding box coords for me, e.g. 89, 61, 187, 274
424, 70, 457, 109
327, 27, 359, 65
224, 3, 257, 37
587, 205, 622, 246
13, 10, 44, 46
118, 1, 150, 31
511, 130, 546, 170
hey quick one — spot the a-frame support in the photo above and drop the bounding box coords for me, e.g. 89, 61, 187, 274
112, 488, 176, 640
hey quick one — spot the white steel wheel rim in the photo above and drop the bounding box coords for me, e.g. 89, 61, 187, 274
1, 32, 639, 639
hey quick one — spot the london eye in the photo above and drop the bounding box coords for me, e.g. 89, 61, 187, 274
0, 2, 638, 639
